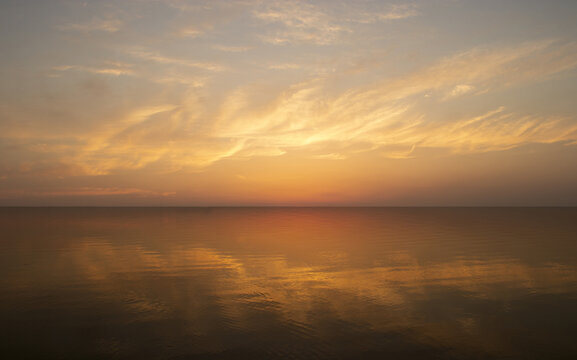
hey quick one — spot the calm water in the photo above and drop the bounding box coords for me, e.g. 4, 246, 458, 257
0, 208, 576, 359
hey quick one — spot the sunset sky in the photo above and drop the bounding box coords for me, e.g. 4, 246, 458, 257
1, 0, 577, 206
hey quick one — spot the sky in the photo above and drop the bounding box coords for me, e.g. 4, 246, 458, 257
1, 0, 577, 206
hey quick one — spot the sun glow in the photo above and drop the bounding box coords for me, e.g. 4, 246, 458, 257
1, 1, 577, 205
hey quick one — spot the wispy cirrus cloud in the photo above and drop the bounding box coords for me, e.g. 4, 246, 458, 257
253, 0, 344, 45
378, 3, 419, 20
53, 63, 135, 76
3, 38, 577, 178
205, 40, 577, 160
213, 45, 252, 53
251, 1, 420, 45
268, 63, 302, 70
352, 3, 419, 23
41, 40, 574, 176
127, 48, 226, 72
177, 27, 205, 38
58, 18, 122, 33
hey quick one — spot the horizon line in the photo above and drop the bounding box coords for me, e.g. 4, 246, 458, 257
1, 205, 576, 208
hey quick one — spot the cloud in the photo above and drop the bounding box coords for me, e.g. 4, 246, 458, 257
202, 80, 575, 164
41, 187, 175, 197
253, 0, 345, 45
311, 153, 348, 160
127, 48, 226, 72
378, 4, 419, 20
380, 107, 577, 156
177, 27, 204, 38
4, 40, 577, 178
213, 45, 252, 53
53, 64, 135, 76
188, 40, 577, 164
445, 84, 475, 99
353, 3, 419, 23
58, 18, 122, 33
268, 63, 301, 70
0, 187, 175, 199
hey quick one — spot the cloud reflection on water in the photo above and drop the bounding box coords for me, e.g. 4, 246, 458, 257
1, 208, 576, 359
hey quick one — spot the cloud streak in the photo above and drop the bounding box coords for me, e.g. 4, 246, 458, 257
127, 48, 226, 72
58, 18, 122, 33
352, 3, 419, 23
30, 40, 574, 176
253, 0, 345, 45
53, 64, 135, 76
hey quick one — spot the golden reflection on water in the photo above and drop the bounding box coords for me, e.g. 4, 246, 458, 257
1, 208, 576, 359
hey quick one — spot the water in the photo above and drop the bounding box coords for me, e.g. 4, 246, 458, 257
0, 207, 576, 359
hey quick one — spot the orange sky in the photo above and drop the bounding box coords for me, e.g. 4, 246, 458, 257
1, 0, 577, 205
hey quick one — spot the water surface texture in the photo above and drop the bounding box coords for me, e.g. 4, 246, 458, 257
1, 208, 576, 359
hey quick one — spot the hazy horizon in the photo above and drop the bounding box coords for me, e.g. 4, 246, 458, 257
2, 205, 577, 208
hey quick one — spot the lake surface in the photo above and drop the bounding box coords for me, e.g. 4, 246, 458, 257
1, 207, 576, 359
